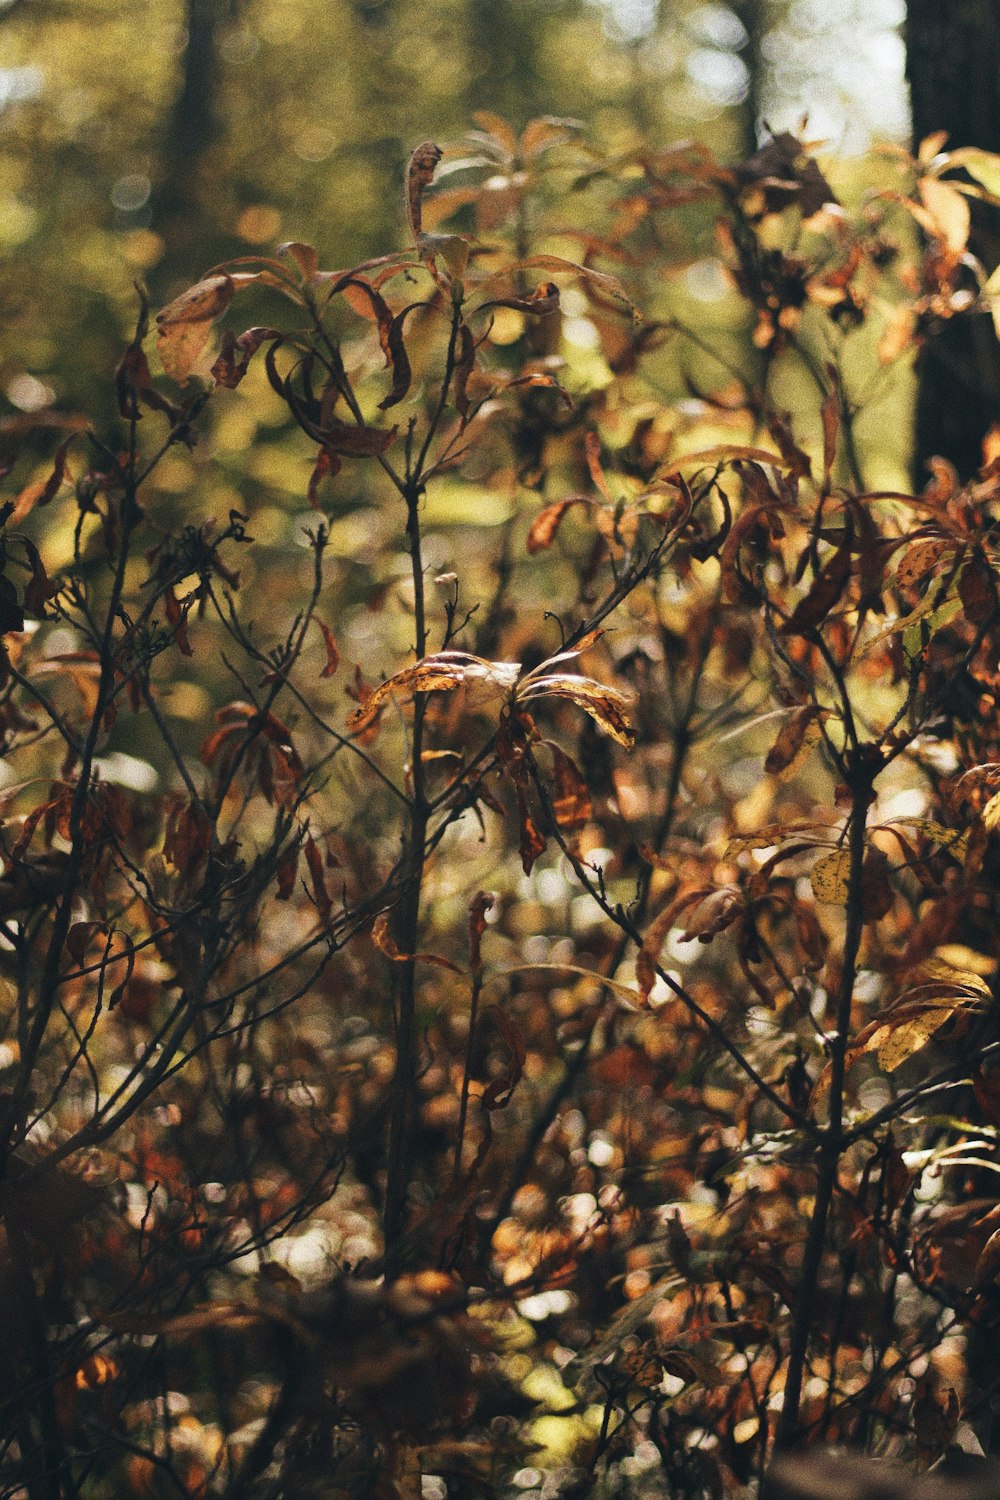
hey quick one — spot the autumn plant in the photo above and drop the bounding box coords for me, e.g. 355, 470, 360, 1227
2, 113, 1000, 1499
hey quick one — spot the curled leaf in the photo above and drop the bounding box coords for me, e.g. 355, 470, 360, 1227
526, 496, 591, 553
347, 651, 520, 736
211, 327, 281, 389
156, 275, 236, 383
315, 617, 340, 677
371, 912, 463, 973
517, 673, 634, 749
406, 141, 443, 241
277, 241, 319, 282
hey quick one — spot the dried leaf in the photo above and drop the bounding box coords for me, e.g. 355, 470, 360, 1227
636, 889, 709, 1000
515, 783, 546, 875
406, 141, 443, 241
526, 496, 590, 554
21, 538, 59, 618
314, 616, 340, 677
211, 326, 281, 389
503, 255, 638, 319
517, 673, 634, 748
871, 1006, 955, 1071
821, 385, 838, 487
781, 537, 852, 637
335, 277, 413, 409
958, 554, 996, 626
274, 841, 299, 901
371, 912, 464, 973
304, 833, 332, 918
156, 275, 235, 383
347, 651, 520, 735
277, 241, 319, 281
504, 961, 642, 1008
477, 281, 560, 318
547, 742, 592, 831
810, 848, 851, 904
764, 706, 821, 777
679, 886, 742, 944
450, 322, 477, 423
468, 890, 493, 974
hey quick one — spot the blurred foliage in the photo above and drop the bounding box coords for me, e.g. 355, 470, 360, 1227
0, 0, 908, 418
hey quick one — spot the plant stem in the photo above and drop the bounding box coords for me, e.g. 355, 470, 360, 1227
776, 768, 871, 1448
383, 481, 430, 1278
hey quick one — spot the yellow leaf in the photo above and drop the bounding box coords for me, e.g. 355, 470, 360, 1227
918, 178, 971, 257
871, 1007, 954, 1072
943, 148, 1000, 201
983, 790, 1000, 831
518, 673, 634, 749
810, 848, 850, 904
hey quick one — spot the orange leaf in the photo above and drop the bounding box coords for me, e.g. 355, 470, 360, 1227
526, 496, 590, 553
314, 616, 340, 677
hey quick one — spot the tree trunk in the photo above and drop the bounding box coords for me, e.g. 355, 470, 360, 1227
906, 0, 1000, 481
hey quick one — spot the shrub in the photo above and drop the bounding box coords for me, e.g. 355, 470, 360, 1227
2, 116, 1000, 1498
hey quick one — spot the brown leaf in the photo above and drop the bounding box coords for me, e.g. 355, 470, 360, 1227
276, 240, 319, 281
895, 536, 955, 590
477, 282, 561, 318
211, 327, 281, 389
11, 435, 76, 525
546, 742, 592, 831
315, 616, 340, 677
959, 554, 997, 626
468, 891, 493, 974
371, 912, 464, 973
304, 833, 332, 918
164, 585, 192, 656
515, 784, 546, 875
679, 886, 742, 944
764, 706, 821, 777
821, 384, 838, 488
506, 255, 638, 319
472, 110, 518, 157
347, 652, 519, 735
21, 538, 59, 618
406, 141, 443, 241
636, 889, 709, 1000
163, 800, 212, 877
453, 323, 477, 421
781, 536, 852, 637
585, 430, 612, 501
274, 841, 299, 901
336, 277, 413, 410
